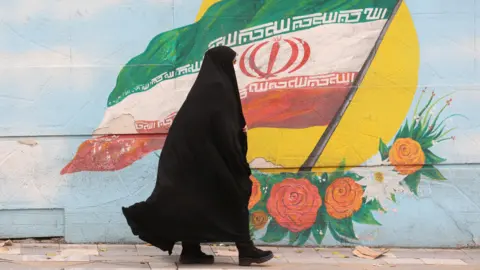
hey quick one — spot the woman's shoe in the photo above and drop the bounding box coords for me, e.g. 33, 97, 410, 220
236, 241, 274, 266
179, 243, 214, 264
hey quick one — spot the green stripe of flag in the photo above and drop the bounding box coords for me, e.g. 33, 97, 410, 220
107, 0, 399, 107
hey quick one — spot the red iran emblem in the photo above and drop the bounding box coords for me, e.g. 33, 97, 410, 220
239, 37, 311, 79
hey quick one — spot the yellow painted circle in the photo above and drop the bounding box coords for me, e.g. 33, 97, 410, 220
197, 2, 419, 172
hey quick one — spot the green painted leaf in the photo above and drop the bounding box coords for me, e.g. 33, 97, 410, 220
344, 172, 363, 182
365, 199, 384, 212
420, 139, 433, 149
288, 232, 299, 245
353, 205, 381, 225
328, 217, 357, 240
424, 149, 447, 164
302, 172, 321, 187
379, 139, 389, 161
267, 174, 285, 186
251, 170, 268, 186
261, 219, 288, 243
329, 160, 346, 180
251, 201, 267, 212
403, 172, 421, 195
312, 224, 327, 245
438, 128, 456, 140
419, 115, 433, 137
391, 193, 397, 203
301, 172, 318, 181
396, 122, 411, 139
310, 174, 323, 191
314, 173, 329, 196
417, 94, 435, 118
431, 125, 446, 140
328, 224, 353, 244
296, 229, 312, 246
288, 229, 311, 246
278, 172, 297, 179
421, 165, 447, 181
312, 212, 328, 245
338, 159, 346, 170
402, 122, 412, 137
418, 133, 440, 148
249, 222, 255, 240
412, 122, 423, 140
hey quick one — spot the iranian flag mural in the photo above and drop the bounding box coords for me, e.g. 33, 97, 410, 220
61, 0, 400, 175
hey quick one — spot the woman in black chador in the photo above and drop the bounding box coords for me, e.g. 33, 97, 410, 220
122, 46, 273, 266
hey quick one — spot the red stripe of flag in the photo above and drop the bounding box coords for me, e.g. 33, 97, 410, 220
61, 72, 356, 174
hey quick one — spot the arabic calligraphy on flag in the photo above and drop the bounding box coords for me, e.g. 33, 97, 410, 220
61, 0, 399, 174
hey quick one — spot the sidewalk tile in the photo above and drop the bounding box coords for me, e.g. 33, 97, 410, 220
0, 254, 23, 261
285, 253, 338, 264
178, 264, 261, 270
210, 245, 237, 255
463, 249, 480, 259
60, 245, 99, 256
279, 247, 329, 264
232, 253, 287, 266
421, 258, 468, 265
336, 257, 388, 265
314, 248, 352, 259
0, 261, 63, 270
289, 264, 477, 270
430, 249, 470, 259
388, 249, 432, 258
0, 246, 21, 255
213, 249, 237, 257
21, 244, 60, 256
383, 252, 397, 258
15, 261, 85, 268
22, 254, 90, 262
213, 256, 235, 264
61, 248, 99, 256
135, 245, 164, 256
65, 261, 150, 269
61, 245, 98, 250
201, 245, 215, 256
90, 255, 174, 263
172, 244, 182, 255
21, 243, 60, 249
148, 262, 177, 270
463, 259, 480, 265
384, 258, 424, 265
97, 244, 138, 256
278, 247, 317, 255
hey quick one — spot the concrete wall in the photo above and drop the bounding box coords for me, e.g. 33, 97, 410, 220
0, 0, 479, 247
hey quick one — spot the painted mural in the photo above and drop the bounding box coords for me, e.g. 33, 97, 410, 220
0, 0, 478, 246
58, 0, 453, 245
62, 0, 407, 175
247, 89, 458, 245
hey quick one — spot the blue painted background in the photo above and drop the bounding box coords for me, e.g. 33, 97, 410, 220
1, 0, 480, 246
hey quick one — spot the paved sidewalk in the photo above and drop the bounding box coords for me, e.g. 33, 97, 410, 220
0, 243, 479, 269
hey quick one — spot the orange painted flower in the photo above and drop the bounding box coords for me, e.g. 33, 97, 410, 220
389, 138, 426, 175
267, 178, 322, 232
325, 177, 363, 220
248, 175, 262, 210
250, 211, 268, 230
